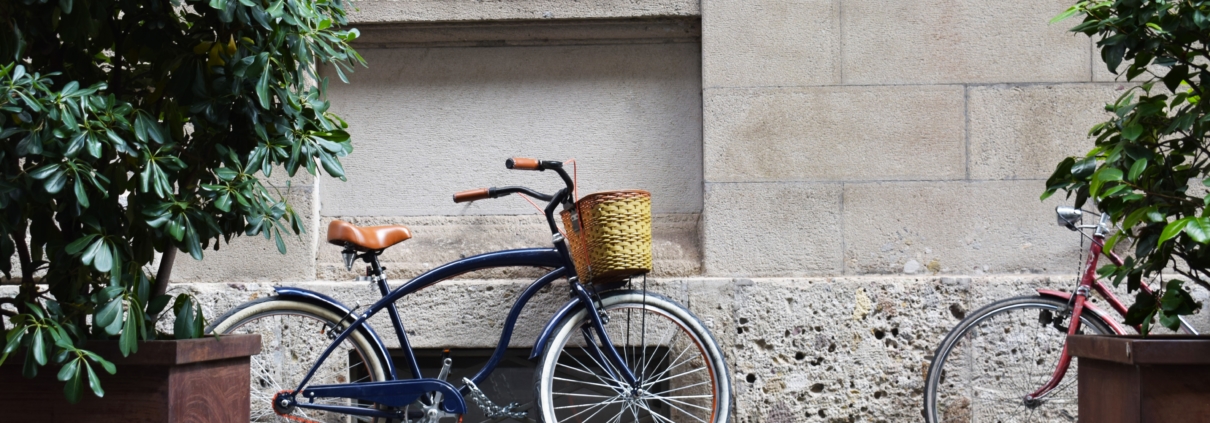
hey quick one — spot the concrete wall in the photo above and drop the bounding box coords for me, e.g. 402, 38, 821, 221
157, 1, 1210, 422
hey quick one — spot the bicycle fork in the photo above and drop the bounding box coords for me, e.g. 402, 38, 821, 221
1024, 242, 1104, 403
570, 282, 641, 391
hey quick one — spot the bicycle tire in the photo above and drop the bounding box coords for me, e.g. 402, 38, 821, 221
206, 297, 390, 423
533, 290, 732, 423
923, 295, 1114, 423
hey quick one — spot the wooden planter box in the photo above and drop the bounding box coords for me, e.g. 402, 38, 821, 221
1069, 335, 1210, 423
0, 334, 260, 422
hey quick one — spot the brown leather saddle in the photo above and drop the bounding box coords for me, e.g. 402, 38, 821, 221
326, 220, 411, 251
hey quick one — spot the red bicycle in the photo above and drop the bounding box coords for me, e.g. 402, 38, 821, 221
922, 206, 1200, 422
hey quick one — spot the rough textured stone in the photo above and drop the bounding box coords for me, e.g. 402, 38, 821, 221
320, 43, 702, 216
842, 0, 1091, 84
186, 278, 718, 351
842, 180, 1082, 275
172, 187, 317, 283
703, 183, 843, 276
704, 86, 965, 182
9, 274, 1208, 423
316, 214, 702, 280
702, 0, 840, 88
968, 83, 1124, 180
347, 0, 700, 23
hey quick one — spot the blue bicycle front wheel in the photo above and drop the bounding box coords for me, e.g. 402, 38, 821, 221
534, 290, 732, 423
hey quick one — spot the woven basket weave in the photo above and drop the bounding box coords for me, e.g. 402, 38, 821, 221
560, 190, 652, 285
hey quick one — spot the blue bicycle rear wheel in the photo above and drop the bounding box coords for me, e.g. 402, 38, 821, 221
207, 297, 390, 423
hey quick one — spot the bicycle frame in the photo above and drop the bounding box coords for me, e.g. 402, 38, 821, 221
275, 164, 646, 419
1025, 210, 1200, 401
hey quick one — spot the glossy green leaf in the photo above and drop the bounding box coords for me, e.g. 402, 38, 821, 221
31, 328, 46, 365
1103, 231, 1123, 253
57, 357, 79, 382
173, 298, 197, 340
1072, 157, 1097, 179
1090, 167, 1123, 198
4, 328, 26, 356
257, 63, 272, 109
120, 306, 138, 356
214, 193, 232, 212
1128, 158, 1148, 181
85, 362, 103, 398
1159, 217, 1192, 245
94, 298, 121, 329
1186, 218, 1210, 243
63, 363, 83, 404
74, 179, 89, 208
64, 234, 98, 255
43, 169, 68, 194
87, 353, 116, 375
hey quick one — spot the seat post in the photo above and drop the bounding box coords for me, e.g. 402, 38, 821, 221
361, 251, 389, 293
360, 250, 425, 379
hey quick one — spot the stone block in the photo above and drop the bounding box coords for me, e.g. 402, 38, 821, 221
704, 86, 965, 182
842, 180, 1083, 275
842, 0, 1091, 84
346, 0, 700, 24
702, 183, 843, 276
352, 18, 700, 49
727, 277, 965, 422
316, 214, 702, 280
320, 43, 702, 216
968, 83, 1124, 180
171, 187, 317, 283
702, 0, 840, 88
189, 278, 718, 350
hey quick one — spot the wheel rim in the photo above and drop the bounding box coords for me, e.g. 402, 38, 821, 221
930, 301, 1108, 423
220, 310, 382, 423
542, 301, 719, 423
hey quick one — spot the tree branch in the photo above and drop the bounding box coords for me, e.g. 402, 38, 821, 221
151, 247, 175, 300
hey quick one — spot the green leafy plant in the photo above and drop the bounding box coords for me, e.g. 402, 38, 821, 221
0, 0, 363, 402
1047, 0, 1207, 333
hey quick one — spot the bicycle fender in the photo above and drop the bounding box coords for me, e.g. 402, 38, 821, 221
1035, 289, 1128, 335
272, 286, 397, 378
530, 296, 586, 360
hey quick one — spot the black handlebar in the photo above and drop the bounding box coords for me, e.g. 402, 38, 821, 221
452, 158, 573, 205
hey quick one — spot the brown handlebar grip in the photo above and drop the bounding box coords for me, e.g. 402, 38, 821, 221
506, 158, 540, 170
453, 188, 491, 203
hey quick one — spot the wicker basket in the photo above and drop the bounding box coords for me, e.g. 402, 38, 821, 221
560, 190, 652, 285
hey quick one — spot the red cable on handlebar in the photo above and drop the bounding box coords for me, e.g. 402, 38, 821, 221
564, 158, 578, 202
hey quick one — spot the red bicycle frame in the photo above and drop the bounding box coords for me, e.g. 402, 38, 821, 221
1024, 223, 1147, 400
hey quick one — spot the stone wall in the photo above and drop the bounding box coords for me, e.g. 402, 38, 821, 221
146, 1, 1210, 422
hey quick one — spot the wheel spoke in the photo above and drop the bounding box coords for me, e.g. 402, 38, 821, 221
646, 395, 708, 423
537, 294, 727, 423
926, 297, 1103, 423
209, 301, 385, 423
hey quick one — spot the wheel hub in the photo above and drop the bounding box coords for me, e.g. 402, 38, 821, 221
272, 391, 297, 415
1022, 395, 1043, 409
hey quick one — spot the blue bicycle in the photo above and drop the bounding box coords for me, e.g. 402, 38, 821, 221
206, 158, 731, 423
